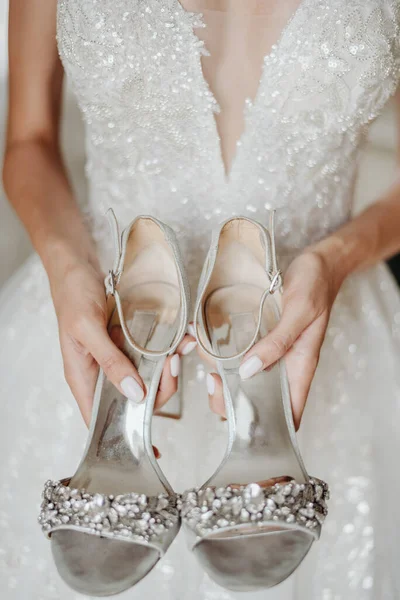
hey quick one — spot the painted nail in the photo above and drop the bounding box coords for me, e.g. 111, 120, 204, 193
152, 445, 162, 459
120, 376, 145, 403
239, 355, 264, 380
182, 340, 197, 355
170, 354, 180, 377
188, 323, 196, 338
206, 373, 215, 395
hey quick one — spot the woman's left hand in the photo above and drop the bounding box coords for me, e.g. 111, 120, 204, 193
207, 250, 344, 429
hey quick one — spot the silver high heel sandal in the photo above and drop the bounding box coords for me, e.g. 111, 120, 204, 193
182, 215, 329, 592
39, 210, 189, 596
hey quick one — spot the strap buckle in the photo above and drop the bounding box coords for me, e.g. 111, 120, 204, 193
105, 270, 117, 296
269, 269, 282, 294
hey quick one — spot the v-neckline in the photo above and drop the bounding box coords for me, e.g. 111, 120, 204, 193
174, 0, 310, 185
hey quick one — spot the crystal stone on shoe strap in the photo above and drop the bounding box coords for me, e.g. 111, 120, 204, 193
181, 478, 329, 541
39, 479, 180, 543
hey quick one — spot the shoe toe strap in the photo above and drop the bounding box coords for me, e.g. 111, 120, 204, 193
181, 477, 330, 546
39, 479, 180, 555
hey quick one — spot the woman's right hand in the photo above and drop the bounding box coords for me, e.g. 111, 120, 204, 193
49, 259, 144, 425
50, 259, 196, 426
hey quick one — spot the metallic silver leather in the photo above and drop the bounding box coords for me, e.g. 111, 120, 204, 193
184, 215, 330, 591
38, 212, 190, 595
51, 530, 160, 596
193, 528, 314, 592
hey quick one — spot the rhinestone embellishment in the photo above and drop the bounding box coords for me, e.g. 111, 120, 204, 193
181, 478, 329, 540
39, 480, 180, 543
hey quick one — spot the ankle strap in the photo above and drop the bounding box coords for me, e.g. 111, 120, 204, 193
104, 209, 189, 359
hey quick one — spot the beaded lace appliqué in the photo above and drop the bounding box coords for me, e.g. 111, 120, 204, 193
56, 0, 400, 275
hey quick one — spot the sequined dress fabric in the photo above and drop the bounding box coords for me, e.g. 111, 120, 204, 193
1, 0, 400, 598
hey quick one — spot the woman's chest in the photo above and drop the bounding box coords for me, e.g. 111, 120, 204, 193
57, 0, 400, 193
57, 0, 400, 127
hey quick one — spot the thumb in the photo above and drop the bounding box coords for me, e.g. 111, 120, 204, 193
83, 321, 146, 404
239, 301, 311, 379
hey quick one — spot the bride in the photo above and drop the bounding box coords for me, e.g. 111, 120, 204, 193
2, 0, 400, 598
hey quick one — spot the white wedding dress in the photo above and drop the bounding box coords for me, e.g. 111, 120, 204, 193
1, 0, 400, 598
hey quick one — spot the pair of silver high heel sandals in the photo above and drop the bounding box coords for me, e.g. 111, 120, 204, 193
39, 211, 329, 596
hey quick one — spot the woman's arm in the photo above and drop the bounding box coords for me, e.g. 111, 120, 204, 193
310, 173, 400, 288
3, 1, 193, 424
306, 90, 400, 289
3, 0, 95, 278
208, 95, 400, 427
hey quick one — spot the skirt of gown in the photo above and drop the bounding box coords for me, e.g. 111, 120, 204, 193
0, 248, 399, 600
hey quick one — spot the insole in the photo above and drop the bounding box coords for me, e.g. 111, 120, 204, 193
205, 284, 306, 487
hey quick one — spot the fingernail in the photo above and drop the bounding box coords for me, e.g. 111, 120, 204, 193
182, 340, 197, 355
206, 373, 215, 395
170, 354, 180, 377
239, 355, 263, 380
188, 323, 196, 338
121, 376, 145, 403
152, 446, 162, 459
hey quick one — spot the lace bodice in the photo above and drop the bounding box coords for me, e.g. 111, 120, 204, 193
57, 0, 400, 277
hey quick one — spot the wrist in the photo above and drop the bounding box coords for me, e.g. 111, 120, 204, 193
305, 236, 352, 292
42, 237, 101, 283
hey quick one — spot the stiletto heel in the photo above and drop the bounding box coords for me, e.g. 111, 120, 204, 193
182, 215, 329, 592
39, 210, 189, 596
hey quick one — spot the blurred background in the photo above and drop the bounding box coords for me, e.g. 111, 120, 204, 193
0, 1, 399, 289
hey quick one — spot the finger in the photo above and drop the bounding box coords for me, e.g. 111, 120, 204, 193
239, 299, 313, 380
111, 324, 182, 410
206, 372, 226, 417
285, 313, 328, 430
61, 332, 99, 427
154, 354, 179, 410
176, 333, 197, 356
186, 322, 217, 366
154, 330, 198, 411
188, 322, 216, 365
77, 320, 146, 404
152, 445, 162, 459
109, 324, 125, 350
111, 323, 177, 410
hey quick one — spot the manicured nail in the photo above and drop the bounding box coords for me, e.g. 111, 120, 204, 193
152, 445, 162, 459
188, 323, 196, 338
182, 340, 197, 355
170, 354, 180, 377
239, 355, 263, 380
206, 373, 215, 395
120, 376, 145, 403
